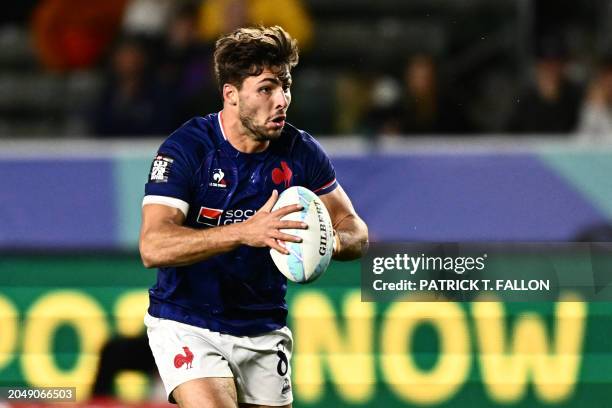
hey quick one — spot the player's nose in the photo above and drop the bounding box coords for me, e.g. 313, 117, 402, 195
274, 88, 289, 110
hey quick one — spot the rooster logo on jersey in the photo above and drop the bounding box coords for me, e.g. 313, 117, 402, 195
272, 161, 292, 188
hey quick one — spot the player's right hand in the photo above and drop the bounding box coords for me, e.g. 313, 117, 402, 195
239, 190, 307, 254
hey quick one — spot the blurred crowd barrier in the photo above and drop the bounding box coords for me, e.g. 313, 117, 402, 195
1, 137, 611, 249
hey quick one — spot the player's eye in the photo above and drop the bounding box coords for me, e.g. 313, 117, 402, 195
259, 86, 271, 94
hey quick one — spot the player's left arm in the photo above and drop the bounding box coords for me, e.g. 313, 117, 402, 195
319, 184, 368, 260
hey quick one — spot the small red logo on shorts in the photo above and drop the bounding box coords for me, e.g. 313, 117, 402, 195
174, 346, 194, 369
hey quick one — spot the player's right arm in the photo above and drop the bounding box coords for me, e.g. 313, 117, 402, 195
139, 190, 306, 268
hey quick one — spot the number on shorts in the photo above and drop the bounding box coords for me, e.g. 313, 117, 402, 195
276, 342, 288, 376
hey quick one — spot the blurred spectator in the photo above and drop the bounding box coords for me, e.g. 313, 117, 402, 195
363, 55, 472, 136
335, 74, 377, 134
506, 37, 583, 134
121, 0, 174, 37
91, 36, 175, 137
197, 0, 313, 49
32, 0, 128, 71
360, 75, 403, 135
577, 56, 612, 142
157, 2, 219, 126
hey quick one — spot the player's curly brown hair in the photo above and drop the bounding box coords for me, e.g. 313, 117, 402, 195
213, 26, 299, 94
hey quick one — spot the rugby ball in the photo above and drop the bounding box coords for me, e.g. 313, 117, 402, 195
270, 186, 334, 283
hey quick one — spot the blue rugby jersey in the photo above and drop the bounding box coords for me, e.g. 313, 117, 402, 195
143, 112, 338, 335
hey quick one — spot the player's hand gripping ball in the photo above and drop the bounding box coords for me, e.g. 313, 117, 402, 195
270, 186, 334, 283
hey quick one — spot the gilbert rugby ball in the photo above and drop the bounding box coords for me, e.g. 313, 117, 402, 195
270, 186, 334, 283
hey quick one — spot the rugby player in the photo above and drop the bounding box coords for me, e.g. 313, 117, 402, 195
139, 25, 368, 408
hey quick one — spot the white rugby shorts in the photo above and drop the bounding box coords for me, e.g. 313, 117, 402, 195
144, 313, 293, 406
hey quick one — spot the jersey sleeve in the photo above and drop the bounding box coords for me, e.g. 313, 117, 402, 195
143, 139, 193, 216
301, 132, 338, 196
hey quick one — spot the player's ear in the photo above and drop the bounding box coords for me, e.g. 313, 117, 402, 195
223, 84, 238, 106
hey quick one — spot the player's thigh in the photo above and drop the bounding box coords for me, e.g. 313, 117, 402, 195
173, 377, 238, 408
239, 404, 292, 408
232, 327, 293, 406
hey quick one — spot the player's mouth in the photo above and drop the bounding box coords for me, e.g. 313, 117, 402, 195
269, 115, 286, 129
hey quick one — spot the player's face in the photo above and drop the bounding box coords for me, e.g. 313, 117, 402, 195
237, 67, 292, 141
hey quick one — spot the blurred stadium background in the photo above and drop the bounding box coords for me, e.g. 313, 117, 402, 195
2, 0, 612, 407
